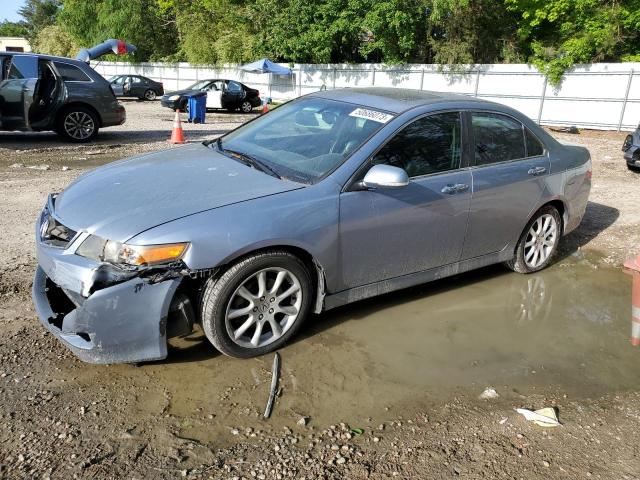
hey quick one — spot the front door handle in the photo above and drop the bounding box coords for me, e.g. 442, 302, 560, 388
441, 183, 470, 195
527, 166, 547, 176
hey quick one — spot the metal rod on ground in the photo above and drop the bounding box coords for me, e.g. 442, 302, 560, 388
263, 352, 281, 419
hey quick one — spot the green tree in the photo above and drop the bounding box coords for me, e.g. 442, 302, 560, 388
506, 0, 640, 84
58, 0, 178, 62
360, 0, 429, 63
18, 0, 61, 44
0, 21, 28, 37
32, 24, 79, 57
250, 0, 366, 63
428, 0, 522, 66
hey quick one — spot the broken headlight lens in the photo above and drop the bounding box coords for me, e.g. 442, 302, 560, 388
76, 235, 189, 267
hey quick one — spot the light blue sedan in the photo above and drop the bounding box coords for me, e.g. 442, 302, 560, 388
33, 88, 591, 363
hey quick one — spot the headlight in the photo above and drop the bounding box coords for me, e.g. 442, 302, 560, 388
76, 235, 188, 267
168, 95, 180, 101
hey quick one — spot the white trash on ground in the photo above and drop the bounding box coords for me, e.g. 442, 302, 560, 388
516, 407, 561, 427
479, 387, 500, 400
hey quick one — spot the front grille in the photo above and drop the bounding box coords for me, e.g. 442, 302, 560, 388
40, 214, 77, 248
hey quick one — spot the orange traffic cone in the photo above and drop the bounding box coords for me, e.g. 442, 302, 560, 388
623, 255, 640, 346
170, 110, 186, 144
262, 99, 269, 114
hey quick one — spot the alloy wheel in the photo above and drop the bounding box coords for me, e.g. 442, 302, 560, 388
241, 101, 253, 113
145, 89, 157, 100
523, 214, 558, 269
225, 267, 302, 348
63, 111, 95, 140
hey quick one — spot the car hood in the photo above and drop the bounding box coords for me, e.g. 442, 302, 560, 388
53, 144, 303, 242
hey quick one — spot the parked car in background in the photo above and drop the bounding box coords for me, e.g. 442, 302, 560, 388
0, 53, 125, 142
622, 123, 640, 171
161, 79, 261, 113
33, 88, 591, 364
108, 74, 164, 100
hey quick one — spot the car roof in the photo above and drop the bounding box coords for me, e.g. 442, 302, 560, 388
0, 52, 88, 66
200, 79, 242, 84
308, 87, 497, 114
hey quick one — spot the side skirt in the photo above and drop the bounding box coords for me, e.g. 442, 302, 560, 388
323, 249, 512, 311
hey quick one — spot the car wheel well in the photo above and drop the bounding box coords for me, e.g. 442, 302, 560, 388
216, 245, 325, 312
542, 200, 565, 233
56, 102, 103, 128
228, 245, 319, 287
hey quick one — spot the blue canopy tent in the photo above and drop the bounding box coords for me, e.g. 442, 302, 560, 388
239, 58, 293, 100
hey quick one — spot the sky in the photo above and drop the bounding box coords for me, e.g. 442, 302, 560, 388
1, 0, 26, 22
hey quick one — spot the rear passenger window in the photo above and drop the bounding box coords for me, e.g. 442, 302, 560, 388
53, 61, 91, 82
373, 112, 462, 177
525, 128, 544, 157
472, 112, 525, 165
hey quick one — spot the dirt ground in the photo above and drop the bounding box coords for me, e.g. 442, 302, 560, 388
1, 101, 640, 479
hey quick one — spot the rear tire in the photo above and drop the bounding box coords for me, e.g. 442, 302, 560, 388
144, 89, 157, 101
506, 205, 562, 274
56, 106, 99, 143
240, 100, 253, 113
201, 250, 313, 358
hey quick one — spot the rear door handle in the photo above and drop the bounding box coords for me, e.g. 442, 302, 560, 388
527, 166, 547, 176
441, 183, 470, 195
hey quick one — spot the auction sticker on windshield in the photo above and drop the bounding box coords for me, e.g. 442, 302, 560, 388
349, 108, 394, 123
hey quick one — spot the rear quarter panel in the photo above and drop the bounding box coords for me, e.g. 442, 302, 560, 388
548, 141, 592, 234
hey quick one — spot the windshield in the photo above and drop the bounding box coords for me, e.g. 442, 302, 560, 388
188, 79, 212, 90
218, 98, 390, 184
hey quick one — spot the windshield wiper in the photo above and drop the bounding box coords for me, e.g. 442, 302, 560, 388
215, 144, 281, 180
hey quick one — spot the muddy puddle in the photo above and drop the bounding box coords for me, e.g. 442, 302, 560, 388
52, 252, 638, 445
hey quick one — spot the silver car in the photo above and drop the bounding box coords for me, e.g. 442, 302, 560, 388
32, 88, 592, 363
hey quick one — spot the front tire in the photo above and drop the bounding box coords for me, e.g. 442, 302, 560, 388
506, 205, 561, 274
201, 251, 313, 358
56, 107, 99, 143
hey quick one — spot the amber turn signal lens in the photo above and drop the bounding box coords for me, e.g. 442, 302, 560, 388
123, 243, 189, 266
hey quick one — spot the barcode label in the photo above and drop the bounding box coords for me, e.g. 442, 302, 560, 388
349, 108, 394, 123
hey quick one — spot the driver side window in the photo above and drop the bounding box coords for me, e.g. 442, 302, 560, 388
372, 112, 462, 178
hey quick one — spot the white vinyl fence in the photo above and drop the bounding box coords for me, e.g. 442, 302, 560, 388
91, 61, 640, 131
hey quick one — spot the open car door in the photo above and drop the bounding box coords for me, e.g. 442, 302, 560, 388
0, 55, 64, 131
206, 85, 223, 109
0, 55, 39, 130
31, 59, 66, 130
110, 76, 125, 96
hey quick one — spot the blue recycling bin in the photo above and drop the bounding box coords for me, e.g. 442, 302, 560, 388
186, 91, 206, 124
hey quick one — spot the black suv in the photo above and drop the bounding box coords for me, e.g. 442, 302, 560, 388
0, 53, 125, 142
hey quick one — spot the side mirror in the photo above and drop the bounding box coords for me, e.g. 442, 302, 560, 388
360, 164, 409, 189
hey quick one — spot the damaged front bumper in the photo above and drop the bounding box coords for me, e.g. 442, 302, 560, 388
32, 205, 183, 364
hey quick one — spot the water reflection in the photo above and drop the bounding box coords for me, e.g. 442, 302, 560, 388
312, 256, 638, 399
